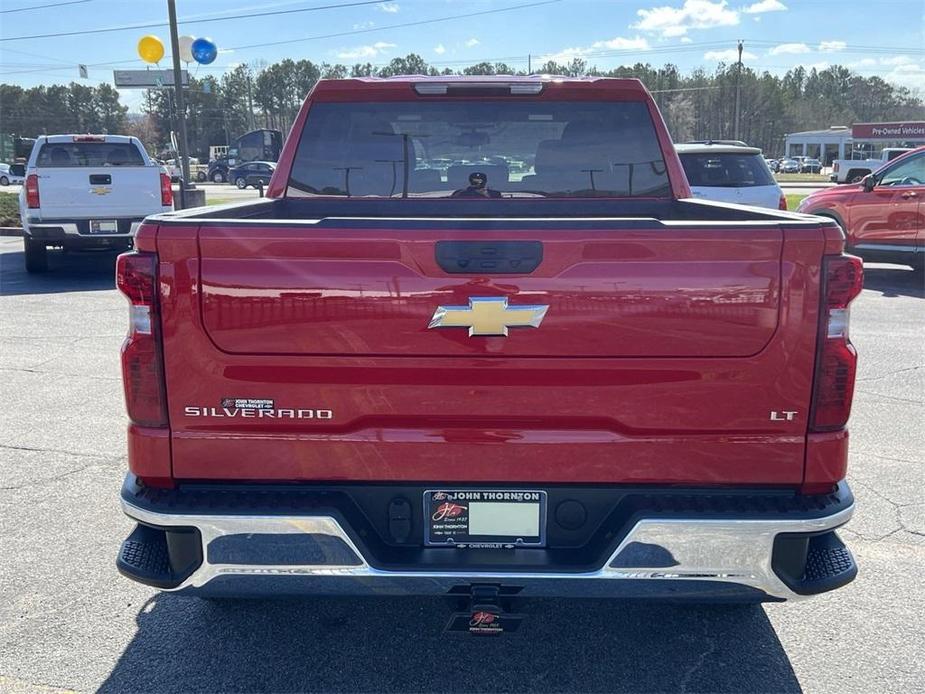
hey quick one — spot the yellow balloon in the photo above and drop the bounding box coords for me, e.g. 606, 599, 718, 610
137, 35, 165, 64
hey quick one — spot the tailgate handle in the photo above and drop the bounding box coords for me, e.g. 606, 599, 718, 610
435, 240, 543, 274
89, 174, 111, 185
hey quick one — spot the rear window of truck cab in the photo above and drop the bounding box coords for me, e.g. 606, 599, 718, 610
287, 101, 671, 199
36, 142, 145, 168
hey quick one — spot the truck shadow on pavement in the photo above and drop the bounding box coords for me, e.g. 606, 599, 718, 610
97, 595, 801, 693
861, 265, 924, 299
0, 248, 117, 296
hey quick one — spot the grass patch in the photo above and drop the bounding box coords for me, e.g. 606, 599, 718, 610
0, 191, 21, 226
205, 198, 237, 206
775, 173, 829, 183
785, 194, 807, 211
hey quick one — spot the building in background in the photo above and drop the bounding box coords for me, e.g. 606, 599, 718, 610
785, 121, 925, 165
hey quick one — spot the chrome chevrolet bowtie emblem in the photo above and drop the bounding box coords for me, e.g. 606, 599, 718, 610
428, 296, 549, 337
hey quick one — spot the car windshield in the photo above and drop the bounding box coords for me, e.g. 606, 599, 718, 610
287, 100, 671, 198
679, 152, 776, 188
36, 142, 145, 167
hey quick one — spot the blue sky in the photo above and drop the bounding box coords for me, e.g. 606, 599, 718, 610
1, 0, 923, 111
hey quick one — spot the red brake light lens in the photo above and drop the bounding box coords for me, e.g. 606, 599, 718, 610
116, 252, 167, 428
810, 255, 863, 432
778, 194, 788, 210
160, 172, 173, 207
25, 174, 40, 208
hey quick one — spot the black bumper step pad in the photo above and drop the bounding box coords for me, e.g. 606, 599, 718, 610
116, 523, 203, 589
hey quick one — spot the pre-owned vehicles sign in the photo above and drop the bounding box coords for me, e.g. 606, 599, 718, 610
851, 122, 925, 139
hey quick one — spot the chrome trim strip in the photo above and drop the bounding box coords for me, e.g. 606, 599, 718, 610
854, 243, 920, 254
122, 498, 853, 601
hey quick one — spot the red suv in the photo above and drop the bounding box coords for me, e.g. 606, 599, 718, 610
798, 146, 924, 271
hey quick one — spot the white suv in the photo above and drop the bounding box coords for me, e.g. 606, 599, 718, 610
676, 143, 786, 210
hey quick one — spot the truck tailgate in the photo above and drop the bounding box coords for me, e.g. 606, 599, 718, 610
36, 166, 163, 218
158, 218, 823, 485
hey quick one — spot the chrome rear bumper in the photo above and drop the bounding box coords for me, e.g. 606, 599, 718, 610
120, 489, 855, 602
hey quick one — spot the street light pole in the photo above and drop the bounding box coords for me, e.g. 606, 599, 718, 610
733, 40, 743, 141
166, 0, 191, 204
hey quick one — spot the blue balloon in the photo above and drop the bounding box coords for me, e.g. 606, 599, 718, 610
191, 37, 217, 65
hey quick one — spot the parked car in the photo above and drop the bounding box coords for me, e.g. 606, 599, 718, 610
764, 157, 780, 173
115, 76, 859, 609
0, 162, 24, 186
229, 160, 275, 189
830, 147, 912, 184
676, 143, 786, 209
798, 145, 924, 271
16, 134, 172, 273
801, 158, 822, 174
779, 158, 801, 174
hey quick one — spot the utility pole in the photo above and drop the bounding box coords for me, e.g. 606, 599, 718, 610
166, 0, 191, 205
246, 66, 256, 131
528, 54, 532, 74
733, 40, 743, 141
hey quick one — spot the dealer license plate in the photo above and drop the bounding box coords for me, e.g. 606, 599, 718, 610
89, 220, 118, 234
424, 490, 546, 547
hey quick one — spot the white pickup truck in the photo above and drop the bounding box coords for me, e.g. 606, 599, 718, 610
16, 134, 173, 273
830, 147, 912, 183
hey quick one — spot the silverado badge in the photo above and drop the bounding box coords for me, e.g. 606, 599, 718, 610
428, 296, 548, 337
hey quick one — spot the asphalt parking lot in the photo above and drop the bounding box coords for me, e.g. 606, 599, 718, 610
0, 238, 922, 693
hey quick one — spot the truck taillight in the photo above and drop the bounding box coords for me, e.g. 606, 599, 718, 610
778, 194, 788, 210
116, 252, 167, 428
810, 255, 863, 432
25, 174, 40, 208
160, 172, 173, 207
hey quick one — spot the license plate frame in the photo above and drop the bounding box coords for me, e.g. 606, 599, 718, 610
89, 219, 119, 234
424, 489, 547, 548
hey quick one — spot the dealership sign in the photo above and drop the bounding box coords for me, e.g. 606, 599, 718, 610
852, 122, 925, 139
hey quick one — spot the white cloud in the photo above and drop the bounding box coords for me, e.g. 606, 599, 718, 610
465, 37, 480, 47
742, 0, 786, 13
805, 61, 830, 72
352, 20, 375, 30
634, 0, 739, 37
880, 55, 915, 66
704, 48, 757, 61
817, 40, 846, 52
768, 42, 810, 55
883, 62, 925, 92
680, 36, 693, 43
433, 43, 446, 55
377, 2, 399, 13
336, 41, 396, 59
542, 36, 649, 63
593, 36, 651, 51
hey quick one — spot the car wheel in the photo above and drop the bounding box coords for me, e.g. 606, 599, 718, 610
196, 171, 207, 182
235, 177, 247, 189
0, 175, 8, 186
212, 171, 225, 183
24, 237, 48, 273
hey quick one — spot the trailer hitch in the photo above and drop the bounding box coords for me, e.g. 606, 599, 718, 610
444, 583, 525, 636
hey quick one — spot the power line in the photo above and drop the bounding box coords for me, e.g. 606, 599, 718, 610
0, 0, 92, 13
228, 0, 564, 51
0, 0, 384, 42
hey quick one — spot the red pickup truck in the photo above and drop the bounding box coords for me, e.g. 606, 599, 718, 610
115, 77, 860, 622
